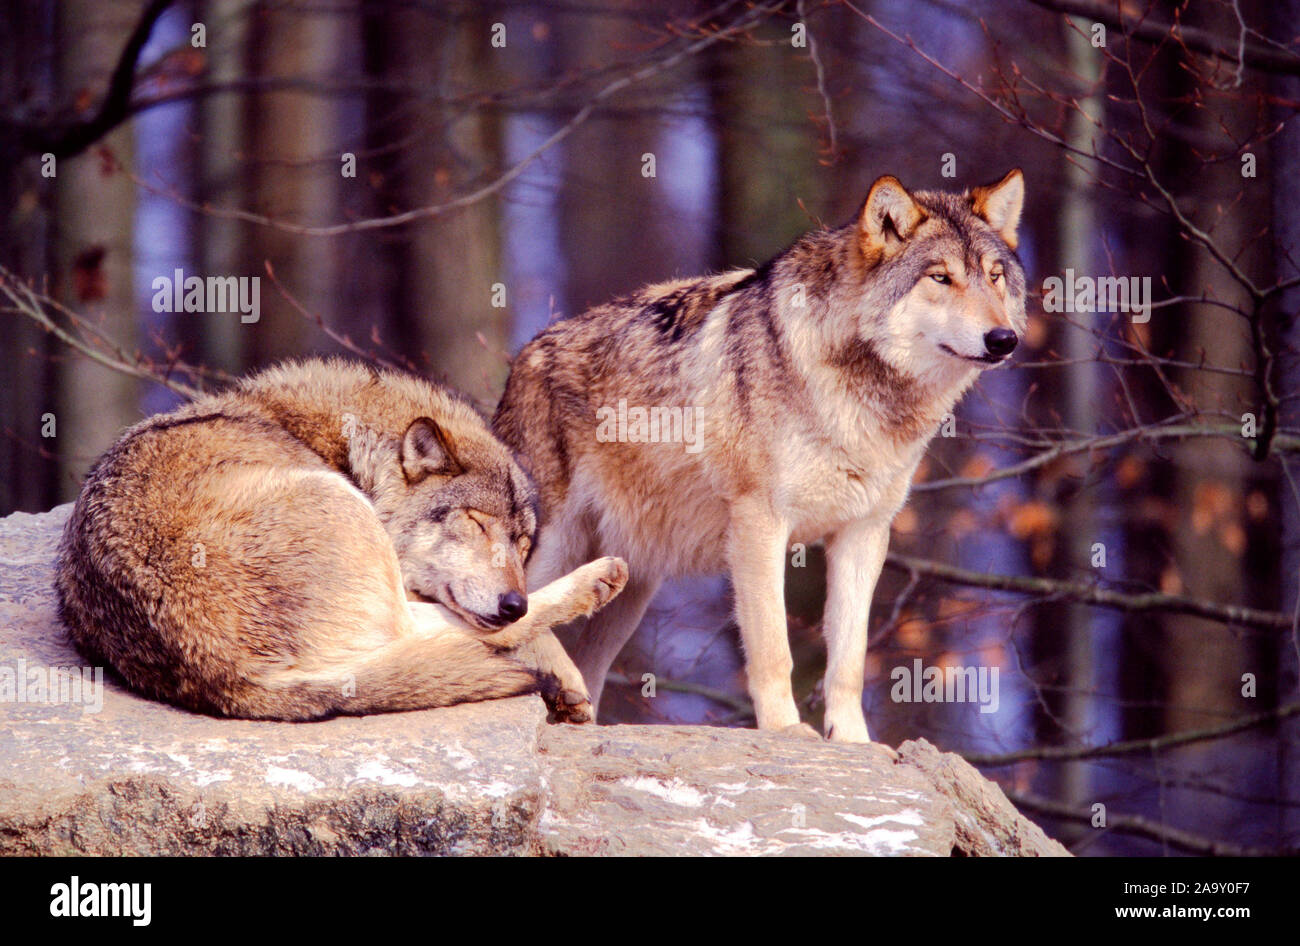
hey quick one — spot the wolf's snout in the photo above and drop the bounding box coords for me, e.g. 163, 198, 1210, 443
497, 590, 528, 623
983, 327, 1018, 358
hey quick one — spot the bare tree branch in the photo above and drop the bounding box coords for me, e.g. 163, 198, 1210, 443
1005, 788, 1298, 855
0, 0, 176, 159
966, 701, 1300, 765
913, 421, 1300, 494
0, 268, 204, 399
1021, 0, 1300, 77
885, 552, 1293, 632
127, 0, 790, 237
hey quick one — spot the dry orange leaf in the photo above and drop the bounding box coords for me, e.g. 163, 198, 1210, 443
896, 615, 930, 651
1115, 454, 1145, 489
938, 597, 979, 619
1024, 315, 1048, 350
959, 453, 996, 480
1218, 522, 1246, 556
947, 508, 979, 539
1007, 500, 1058, 540
892, 505, 918, 535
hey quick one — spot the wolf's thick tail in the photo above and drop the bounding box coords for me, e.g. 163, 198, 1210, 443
240, 632, 550, 721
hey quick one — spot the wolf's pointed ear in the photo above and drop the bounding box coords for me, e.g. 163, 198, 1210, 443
859, 175, 925, 266
401, 417, 462, 483
970, 169, 1025, 250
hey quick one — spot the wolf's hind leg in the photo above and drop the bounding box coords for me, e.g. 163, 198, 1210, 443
257, 630, 542, 719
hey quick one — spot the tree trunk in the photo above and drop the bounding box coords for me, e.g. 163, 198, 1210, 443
1038, 16, 1104, 842
1270, 0, 1300, 855
51, 0, 144, 504
239, 1, 345, 366
195, 0, 251, 375
0, 0, 56, 514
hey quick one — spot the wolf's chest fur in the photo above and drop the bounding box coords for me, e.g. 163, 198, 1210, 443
781, 431, 927, 545
591, 382, 936, 575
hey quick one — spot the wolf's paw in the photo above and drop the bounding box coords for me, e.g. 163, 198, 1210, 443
550, 687, 594, 725
576, 556, 628, 615
824, 721, 897, 758
535, 666, 593, 723
781, 722, 823, 740
511, 630, 595, 724
824, 717, 872, 744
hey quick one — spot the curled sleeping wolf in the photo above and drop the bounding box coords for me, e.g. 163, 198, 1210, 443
56, 358, 628, 720
495, 170, 1027, 741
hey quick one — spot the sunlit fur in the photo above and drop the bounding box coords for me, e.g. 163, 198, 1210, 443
495, 170, 1026, 741
56, 358, 627, 720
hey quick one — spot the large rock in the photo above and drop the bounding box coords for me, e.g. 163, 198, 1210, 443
0, 505, 1067, 856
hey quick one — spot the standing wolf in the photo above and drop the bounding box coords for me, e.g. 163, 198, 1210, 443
494, 171, 1026, 741
57, 358, 627, 720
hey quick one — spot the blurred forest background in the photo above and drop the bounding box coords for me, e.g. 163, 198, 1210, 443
2, 0, 1299, 856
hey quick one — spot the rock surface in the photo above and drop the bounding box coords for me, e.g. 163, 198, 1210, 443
0, 504, 1067, 856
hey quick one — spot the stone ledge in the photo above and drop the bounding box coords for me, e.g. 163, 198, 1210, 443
0, 504, 1067, 856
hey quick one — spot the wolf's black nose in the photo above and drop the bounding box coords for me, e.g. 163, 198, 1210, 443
984, 328, 1018, 358
497, 591, 528, 622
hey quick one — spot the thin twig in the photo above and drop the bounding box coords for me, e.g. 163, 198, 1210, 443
966, 701, 1300, 765
1004, 789, 1296, 856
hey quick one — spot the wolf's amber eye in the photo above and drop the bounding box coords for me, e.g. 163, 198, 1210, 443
989, 270, 1004, 284
929, 273, 951, 285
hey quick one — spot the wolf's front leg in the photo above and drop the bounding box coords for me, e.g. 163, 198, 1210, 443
487, 556, 628, 723
480, 556, 628, 648
822, 518, 891, 743
509, 631, 591, 722
727, 499, 811, 735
